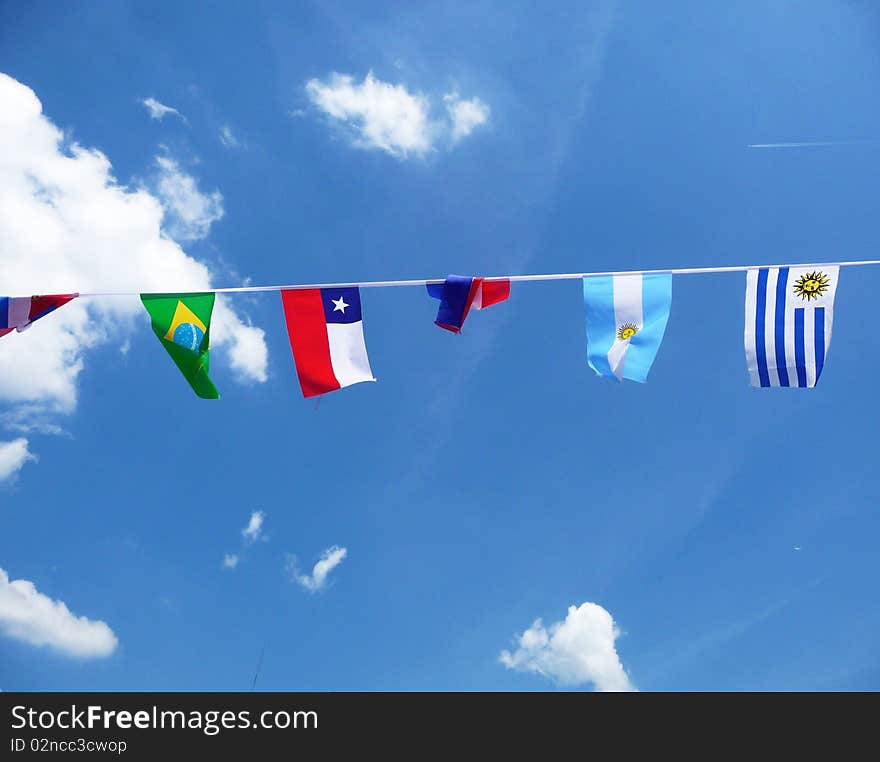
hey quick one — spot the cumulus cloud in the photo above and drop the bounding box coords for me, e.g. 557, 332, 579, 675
0, 72, 268, 424
305, 72, 489, 158
141, 97, 182, 121
0, 438, 36, 482
0, 567, 118, 658
242, 510, 265, 543
214, 299, 267, 384
500, 602, 635, 691
287, 546, 347, 592
152, 155, 224, 242
444, 93, 490, 142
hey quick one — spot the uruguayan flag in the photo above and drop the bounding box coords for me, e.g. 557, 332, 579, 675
584, 273, 672, 382
744, 266, 839, 388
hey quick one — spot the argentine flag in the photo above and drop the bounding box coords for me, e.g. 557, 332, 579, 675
745, 266, 839, 388
584, 273, 672, 382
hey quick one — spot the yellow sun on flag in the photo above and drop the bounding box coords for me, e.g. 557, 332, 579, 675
793, 271, 830, 301
617, 323, 639, 341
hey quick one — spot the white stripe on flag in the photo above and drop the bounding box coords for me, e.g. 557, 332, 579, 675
804, 310, 817, 387
744, 269, 760, 386
326, 321, 375, 389
608, 274, 643, 380
764, 268, 780, 386
824, 304, 834, 367
783, 274, 797, 386
471, 280, 483, 310
9, 297, 30, 328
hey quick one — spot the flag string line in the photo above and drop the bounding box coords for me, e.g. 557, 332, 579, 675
73, 258, 880, 297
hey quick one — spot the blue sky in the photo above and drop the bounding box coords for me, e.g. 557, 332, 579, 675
1, 0, 879, 691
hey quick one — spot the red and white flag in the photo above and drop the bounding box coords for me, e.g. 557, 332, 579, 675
281, 287, 376, 398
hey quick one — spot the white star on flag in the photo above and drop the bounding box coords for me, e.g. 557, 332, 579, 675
331, 296, 349, 313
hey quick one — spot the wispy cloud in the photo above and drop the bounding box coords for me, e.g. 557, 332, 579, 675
242, 510, 265, 544
304, 72, 489, 159
500, 602, 636, 691
287, 546, 347, 593
222, 554, 239, 569
222, 511, 266, 569
219, 124, 243, 149
0, 567, 118, 658
141, 97, 183, 122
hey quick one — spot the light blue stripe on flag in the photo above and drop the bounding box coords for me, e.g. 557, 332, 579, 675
583, 276, 616, 378
584, 273, 672, 383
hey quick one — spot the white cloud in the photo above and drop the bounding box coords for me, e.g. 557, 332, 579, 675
223, 510, 266, 568
214, 300, 267, 384
152, 155, 224, 242
500, 602, 636, 691
219, 125, 242, 149
0, 72, 268, 425
241, 510, 265, 543
0, 408, 64, 436
0, 438, 35, 482
141, 97, 182, 121
444, 93, 490, 142
222, 553, 239, 569
305, 72, 489, 158
287, 546, 347, 592
0, 567, 118, 658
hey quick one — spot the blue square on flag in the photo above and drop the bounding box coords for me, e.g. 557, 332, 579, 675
322, 287, 363, 324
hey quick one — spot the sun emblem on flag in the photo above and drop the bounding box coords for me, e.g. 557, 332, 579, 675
617, 323, 639, 341
793, 271, 830, 301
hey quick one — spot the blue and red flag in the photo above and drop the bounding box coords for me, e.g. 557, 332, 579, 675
427, 275, 510, 333
0, 294, 77, 337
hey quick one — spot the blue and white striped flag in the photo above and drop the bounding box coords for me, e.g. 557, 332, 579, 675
584, 273, 672, 382
744, 266, 839, 388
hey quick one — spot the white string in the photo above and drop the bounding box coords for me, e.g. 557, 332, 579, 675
74, 258, 880, 297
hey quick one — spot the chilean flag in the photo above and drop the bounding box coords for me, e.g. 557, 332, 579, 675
281, 287, 376, 398
0, 294, 77, 338
427, 275, 510, 333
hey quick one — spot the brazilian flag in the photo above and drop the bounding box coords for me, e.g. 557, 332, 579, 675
141, 293, 219, 399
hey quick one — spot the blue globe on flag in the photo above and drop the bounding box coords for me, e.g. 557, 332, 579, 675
172, 322, 204, 352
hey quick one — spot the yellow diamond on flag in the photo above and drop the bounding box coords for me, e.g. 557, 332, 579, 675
163, 300, 208, 352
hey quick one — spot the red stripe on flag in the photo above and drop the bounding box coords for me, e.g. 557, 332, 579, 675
28, 294, 77, 321
460, 278, 482, 326
479, 279, 510, 308
281, 289, 339, 398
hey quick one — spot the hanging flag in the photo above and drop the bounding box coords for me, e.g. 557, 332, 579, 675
744, 266, 839, 388
281, 287, 375, 398
584, 273, 672, 382
140, 293, 219, 399
0, 294, 77, 337
426, 275, 510, 333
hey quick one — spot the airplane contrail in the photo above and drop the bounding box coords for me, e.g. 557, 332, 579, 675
747, 140, 880, 149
